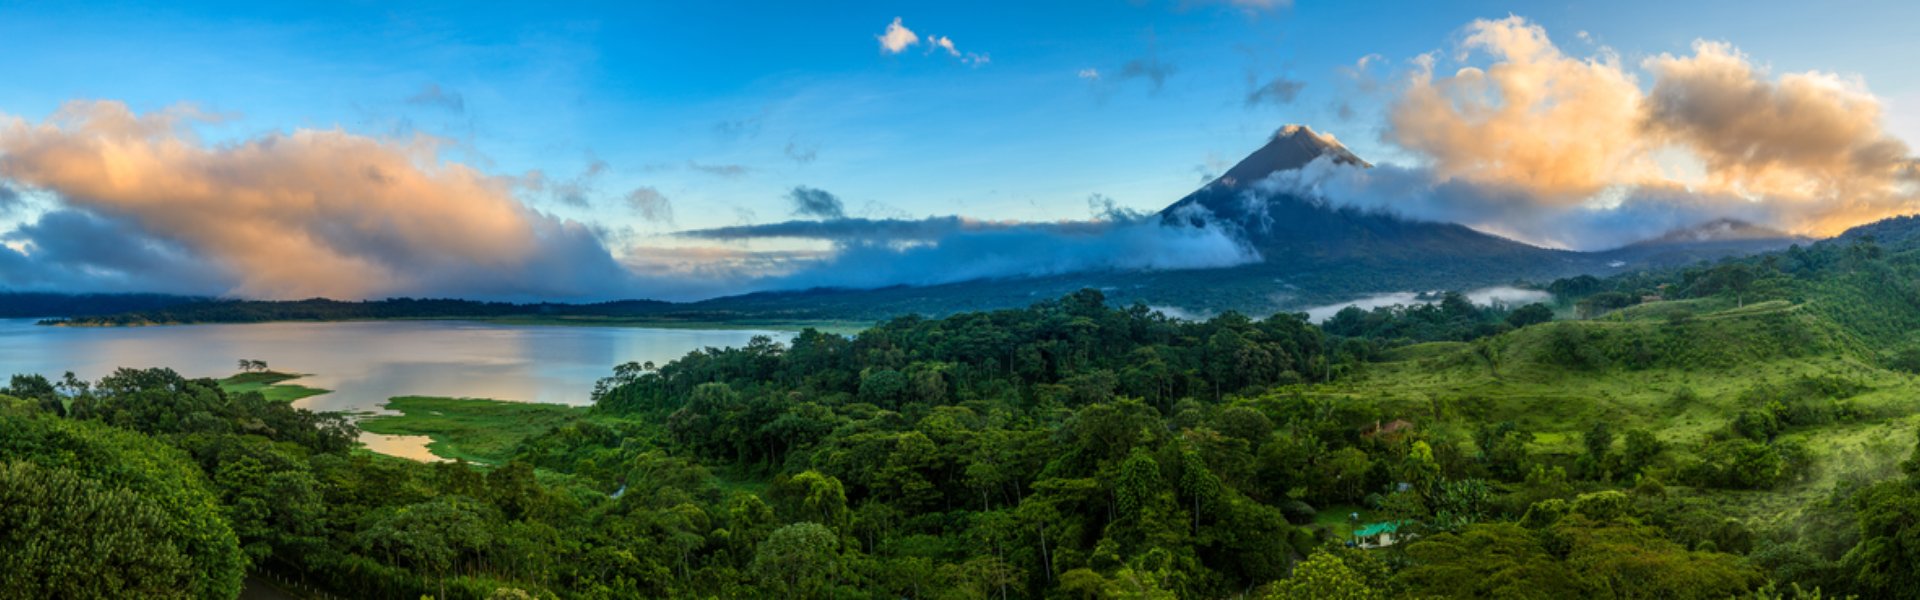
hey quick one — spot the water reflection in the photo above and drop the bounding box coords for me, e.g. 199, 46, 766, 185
0, 319, 783, 458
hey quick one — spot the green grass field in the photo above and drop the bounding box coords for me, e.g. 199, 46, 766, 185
1311, 504, 1378, 539
217, 371, 330, 403
356, 395, 587, 464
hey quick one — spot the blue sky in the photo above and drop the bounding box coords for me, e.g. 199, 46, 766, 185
2, 1, 1918, 299
4, 0, 1913, 229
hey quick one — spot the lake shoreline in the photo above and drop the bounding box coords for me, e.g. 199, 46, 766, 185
41, 314, 867, 334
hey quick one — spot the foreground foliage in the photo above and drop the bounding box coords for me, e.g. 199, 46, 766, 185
10, 217, 1920, 598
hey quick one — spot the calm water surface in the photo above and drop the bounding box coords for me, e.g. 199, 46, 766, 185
0, 319, 782, 459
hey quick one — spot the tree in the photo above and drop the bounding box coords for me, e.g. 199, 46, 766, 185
0, 462, 203, 599
1696, 264, 1756, 307
1401, 441, 1442, 498
751, 522, 839, 598
1477, 421, 1533, 481
1582, 421, 1617, 481
1840, 429, 1920, 597
1178, 447, 1224, 530
1116, 447, 1165, 521
0, 415, 244, 599
1506, 303, 1554, 328
1623, 429, 1665, 476
4, 374, 65, 416
1265, 549, 1385, 600
1396, 523, 1585, 597
770, 470, 849, 532
1399, 520, 1760, 599
355, 496, 497, 600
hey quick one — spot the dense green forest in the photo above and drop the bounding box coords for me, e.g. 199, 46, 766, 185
10, 220, 1920, 598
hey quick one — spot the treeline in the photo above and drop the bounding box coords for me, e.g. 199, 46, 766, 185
45, 297, 676, 326
1319, 291, 1555, 360
0, 291, 208, 319
1543, 230, 1920, 354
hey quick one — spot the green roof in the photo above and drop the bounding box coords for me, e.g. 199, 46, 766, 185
1354, 521, 1410, 537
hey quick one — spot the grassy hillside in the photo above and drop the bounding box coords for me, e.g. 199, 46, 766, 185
1289, 266, 1920, 544
1320, 305, 1903, 450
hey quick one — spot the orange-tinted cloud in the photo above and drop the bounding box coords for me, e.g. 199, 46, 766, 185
1380, 16, 1919, 240
1388, 16, 1654, 201
1644, 41, 1920, 234
0, 100, 621, 299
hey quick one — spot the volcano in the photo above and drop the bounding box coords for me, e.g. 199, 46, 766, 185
1157, 125, 1574, 265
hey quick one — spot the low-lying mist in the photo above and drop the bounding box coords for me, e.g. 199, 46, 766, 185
1297, 286, 1552, 323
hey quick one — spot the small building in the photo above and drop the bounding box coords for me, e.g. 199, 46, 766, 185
1353, 520, 1412, 549
1360, 419, 1415, 440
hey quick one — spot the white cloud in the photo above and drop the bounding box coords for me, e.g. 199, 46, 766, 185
878, 19, 985, 66
929, 35, 958, 57
1179, 0, 1291, 11
877, 17, 919, 54
1078, 68, 1101, 80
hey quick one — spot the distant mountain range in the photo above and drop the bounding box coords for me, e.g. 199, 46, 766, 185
21, 125, 1825, 324
703, 125, 1807, 319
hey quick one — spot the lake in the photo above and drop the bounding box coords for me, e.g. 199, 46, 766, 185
0, 319, 782, 459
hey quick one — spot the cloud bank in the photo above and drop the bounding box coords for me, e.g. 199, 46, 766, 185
1341, 16, 1920, 248
680, 216, 1112, 243
678, 213, 1261, 291
787, 186, 846, 220
0, 101, 636, 299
